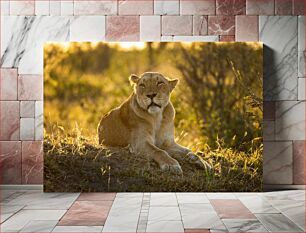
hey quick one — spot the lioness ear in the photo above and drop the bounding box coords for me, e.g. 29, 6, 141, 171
168, 79, 179, 91
129, 74, 140, 86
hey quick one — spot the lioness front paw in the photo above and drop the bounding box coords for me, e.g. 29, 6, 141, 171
187, 152, 213, 172
160, 161, 183, 175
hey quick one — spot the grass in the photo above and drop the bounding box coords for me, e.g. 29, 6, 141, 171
44, 129, 262, 192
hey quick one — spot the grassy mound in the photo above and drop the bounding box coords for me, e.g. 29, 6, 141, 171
44, 135, 262, 192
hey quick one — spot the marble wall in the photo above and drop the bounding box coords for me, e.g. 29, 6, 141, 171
0, 0, 305, 187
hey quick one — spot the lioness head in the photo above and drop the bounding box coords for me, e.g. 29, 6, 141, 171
129, 72, 178, 114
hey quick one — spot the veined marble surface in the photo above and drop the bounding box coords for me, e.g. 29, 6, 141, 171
1, 16, 70, 74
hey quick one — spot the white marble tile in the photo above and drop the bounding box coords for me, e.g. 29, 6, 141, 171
1, 209, 66, 232
0, 190, 17, 201
115, 192, 143, 198
154, 0, 179, 15
20, 101, 35, 118
74, 1, 117, 15
35, 1, 50, 15
238, 196, 279, 214
161, 35, 173, 41
146, 221, 184, 233
1, 16, 70, 74
260, 16, 298, 100
256, 213, 303, 232
176, 193, 210, 204
61, 1, 74, 15
35, 101, 43, 140
262, 190, 305, 201
52, 226, 104, 232
298, 16, 305, 78
173, 36, 219, 42
223, 219, 268, 232
1, 0, 10, 15
10, 1, 35, 15
140, 16, 161, 41
20, 118, 35, 140
50, 1, 61, 15
275, 101, 305, 140
1, 204, 25, 223
298, 78, 305, 100
263, 121, 275, 141
263, 141, 293, 184
70, 16, 106, 42
20, 220, 58, 232
206, 193, 237, 199
150, 193, 178, 206
148, 206, 181, 221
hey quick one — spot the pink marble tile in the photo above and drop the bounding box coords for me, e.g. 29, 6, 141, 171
78, 193, 117, 201
0, 69, 18, 100
140, 16, 161, 41
21, 141, 43, 184
210, 199, 256, 219
236, 15, 258, 41
74, 0, 117, 15
193, 16, 208, 35
58, 201, 113, 226
275, 0, 293, 15
0, 101, 20, 140
18, 75, 43, 100
20, 118, 35, 140
293, 140, 305, 184
180, 0, 215, 15
0, 141, 22, 184
246, 0, 274, 15
219, 35, 235, 41
162, 16, 192, 36
10, 0, 35, 15
208, 16, 235, 36
20, 101, 35, 118
293, 0, 305, 15
216, 0, 246, 15
119, 0, 153, 15
264, 101, 275, 120
106, 16, 140, 41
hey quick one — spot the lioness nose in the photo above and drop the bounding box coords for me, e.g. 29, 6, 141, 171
146, 94, 157, 99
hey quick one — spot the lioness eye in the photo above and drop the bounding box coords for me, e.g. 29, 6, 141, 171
157, 82, 164, 86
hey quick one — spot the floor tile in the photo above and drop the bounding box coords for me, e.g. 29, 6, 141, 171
238, 196, 279, 213
146, 220, 184, 233
210, 199, 256, 219
148, 206, 181, 221
19, 220, 58, 232
222, 219, 269, 232
184, 228, 210, 233
0, 190, 16, 201
116, 192, 143, 198
77, 192, 116, 201
262, 190, 305, 201
1, 204, 25, 223
206, 193, 237, 199
256, 213, 304, 232
150, 193, 178, 206
176, 193, 210, 204
52, 225, 103, 232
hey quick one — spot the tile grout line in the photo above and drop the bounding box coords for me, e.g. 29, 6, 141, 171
136, 192, 150, 232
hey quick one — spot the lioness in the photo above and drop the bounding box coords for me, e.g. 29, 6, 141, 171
98, 72, 211, 174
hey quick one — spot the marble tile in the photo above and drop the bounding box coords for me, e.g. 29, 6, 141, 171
180, 0, 215, 15
206, 193, 237, 199
18, 75, 43, 100
298, 16, 305, 78
263, 141, 293, 184
154, 0, 179, 15
0, 190, 17, 201
275, 101, 305, 140
216, 0, 246, 15
22, 141, 43, 184
208, 16, 235, 35
146, 221, 184, 233
238, 196, 279, 213
260, 16, 298, 100
161, 35, 173, 41
106, 16, 139, 41
262, 190, 305, 201
77, 192, 116, 201
256, 213, 303, 232
52, 226, 104, 232
49, 1, 61, 15
10, 1, 35, 15
293, 140, 305, 184
1, 204, 24, 223
58, 200, 113, 225
193, 16, 208, 35
176, 193, 210, 204
223, 219, 268, 232
1, 16, 70, 74
220, 35, 235, 41
1, 0, 10, 15
263, 101, 275, 120
246, 0, 274, 15
20, 220, 58, 232
162, 16, 192, 36
74, 0, 117, 15
0, 101, 20, 140
148, 206, 181, 221
61, 1, 74, 15
0, 209, 66, 232
20, 118, 35, 140
236, 16, 258, 42
173, 36, 219, 42
70, 16, 106, 42
119, 0, 153, 15
263, 121, 275, 141
115, 192, 143, 198
140, 16, 161, 41
20, 101, 35, 117
210, 199, 256, 219
0, 68, 18, 100
35, 101, 43, 140
35, 1, 50, 15
184, 229, 210, 233
275, 0, 293, 15
150, 193, 178, 206
293, 0, 305, 15
298, 78, 305, 100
